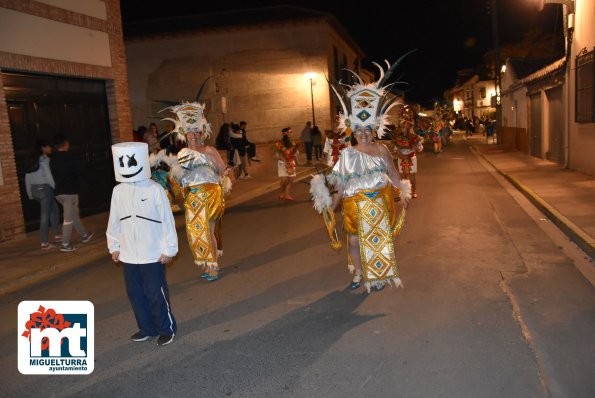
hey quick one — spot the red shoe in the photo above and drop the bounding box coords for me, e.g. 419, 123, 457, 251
283, 195, 295, 201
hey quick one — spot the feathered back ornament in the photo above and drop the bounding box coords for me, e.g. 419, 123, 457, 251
328, 50, 416, 141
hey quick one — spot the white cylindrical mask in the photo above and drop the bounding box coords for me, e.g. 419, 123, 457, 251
111, 142, 151, 183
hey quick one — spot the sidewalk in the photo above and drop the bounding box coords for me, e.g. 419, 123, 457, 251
0, 151, 319, 295
466, 134, 595, 261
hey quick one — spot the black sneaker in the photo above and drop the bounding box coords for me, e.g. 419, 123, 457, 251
60, 244, 78, 253
157, 334, 175, 346
130, 331, 154, 342
81, 231, 95, 243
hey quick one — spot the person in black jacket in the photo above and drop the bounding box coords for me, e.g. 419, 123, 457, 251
50, 134, 94, 252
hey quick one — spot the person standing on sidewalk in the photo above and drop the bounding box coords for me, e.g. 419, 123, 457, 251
50, 134, 93, 252
240, 121, 260, 164
107, 142, 178, 346
230, 123, 251, 179
25, 139, 62, 249
301, 121, 313, 165
311, 125, 323, 162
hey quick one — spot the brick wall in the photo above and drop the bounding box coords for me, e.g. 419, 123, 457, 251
0, 0, 132, 241
0, 71, 24, 241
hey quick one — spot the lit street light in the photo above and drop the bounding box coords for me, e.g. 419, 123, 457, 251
305, 72, 316, 126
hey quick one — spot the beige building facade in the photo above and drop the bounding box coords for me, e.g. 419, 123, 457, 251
0, 0, 131, 241
125, 7, 364, 143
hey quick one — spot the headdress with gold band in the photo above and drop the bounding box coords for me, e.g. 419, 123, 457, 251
329, 50, 415, 141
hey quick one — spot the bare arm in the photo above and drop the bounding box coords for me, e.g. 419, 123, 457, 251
206, 146, 227, 176
331, 187, 343, 211
378, 143, 402, 187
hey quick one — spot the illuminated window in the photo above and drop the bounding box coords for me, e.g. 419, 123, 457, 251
576, 48, 594, 123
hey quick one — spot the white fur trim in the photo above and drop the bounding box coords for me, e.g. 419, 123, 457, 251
309, 174, 333, 214
220, 176, 232, 194
395, 178, 412, 202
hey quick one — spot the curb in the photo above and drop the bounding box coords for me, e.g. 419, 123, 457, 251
0, 244, 108, 296
0, 168, 318, 296
470, 145, 595, 260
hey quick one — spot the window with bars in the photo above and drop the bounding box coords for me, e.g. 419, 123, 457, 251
576, 48, 594, 123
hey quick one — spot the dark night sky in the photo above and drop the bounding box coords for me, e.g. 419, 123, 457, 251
120, 0, 562, 107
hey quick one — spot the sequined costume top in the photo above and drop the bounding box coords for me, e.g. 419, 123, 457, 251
328, 146, 390, 197
177, 148, 220, 187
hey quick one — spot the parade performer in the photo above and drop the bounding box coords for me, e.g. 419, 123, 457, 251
392, 106, 423, 198
322, 129, 349, 167
162, 100, 231, 282
106, 142, 178, 346
275, 127, 299, 201
310, 56, 412, 292
149, 137, 182, 213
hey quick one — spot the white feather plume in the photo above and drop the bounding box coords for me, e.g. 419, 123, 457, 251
220, 175, 232, 194
395, 178, 412, 202
169, 162, 184, 181
309, 174, 332, 214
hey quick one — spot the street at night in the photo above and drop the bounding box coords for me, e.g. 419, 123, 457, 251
2, 135, 594, 397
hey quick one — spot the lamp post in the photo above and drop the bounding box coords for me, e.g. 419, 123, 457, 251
489, 0, 502, 144
305, 72, 316, 126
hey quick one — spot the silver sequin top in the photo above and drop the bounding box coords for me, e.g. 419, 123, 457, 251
328, 146, 390, 197
177, 148, 220, 187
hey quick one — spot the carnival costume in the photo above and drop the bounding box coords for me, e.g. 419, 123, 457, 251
323, 131, 348, 167
392, 107, 423, 176
106, 142, 178, 343
310, 55, 413, 292
275, 132, 298, 177
161, 100, 231, 279
149, 149, 182, 213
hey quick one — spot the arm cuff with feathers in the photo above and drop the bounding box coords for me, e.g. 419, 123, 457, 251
310, 174, 333, 214
394, 178, 412, 201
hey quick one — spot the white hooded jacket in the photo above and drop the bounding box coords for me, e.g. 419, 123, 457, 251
106, 179, 178, 264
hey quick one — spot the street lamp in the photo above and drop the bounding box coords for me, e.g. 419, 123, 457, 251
305, 72, 316, 126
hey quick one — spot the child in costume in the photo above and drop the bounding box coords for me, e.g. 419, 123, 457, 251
275, 127, 299, 201
162, 101, 231, 282
310, 56, 412, 292
392, 106, 423, 198
106, 142, 178, 346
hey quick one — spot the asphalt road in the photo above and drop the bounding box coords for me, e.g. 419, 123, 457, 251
1, 135, 594, 397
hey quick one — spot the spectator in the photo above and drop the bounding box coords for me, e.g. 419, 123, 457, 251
301, 121, 313, 165
50, 134, 94, 252
311, 125, 323, 162
25, 139, 62, 249
240, 121, 260, 164
230, 123, 251, 179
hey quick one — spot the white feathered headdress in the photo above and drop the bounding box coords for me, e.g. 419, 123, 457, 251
158, 77, 212, 142
329, 51, 416, 142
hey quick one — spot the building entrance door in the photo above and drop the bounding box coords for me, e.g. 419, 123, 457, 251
546, 85, 564, 165
3, 71, 114, 232
529, 92, 542, 158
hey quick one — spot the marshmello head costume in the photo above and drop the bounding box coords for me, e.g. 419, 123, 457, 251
112, 142, 151, 183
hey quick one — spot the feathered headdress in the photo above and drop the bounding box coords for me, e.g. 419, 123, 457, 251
329, 51, 416, 141
159, 78, 212, 142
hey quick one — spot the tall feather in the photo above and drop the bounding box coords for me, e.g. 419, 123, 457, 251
330, 85, 348, 116
195, 77, 212, 102
372, 62, 385, 83
377, 49, 417, 87
342, 68, 364, 85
